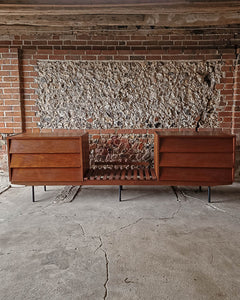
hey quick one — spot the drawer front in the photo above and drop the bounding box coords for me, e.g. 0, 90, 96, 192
10, 139, 80, 153
159, 152, 234, 168
12, 168, 82, 182
10, 154, 81, 168
159, 137, 233, 153
159, 167, 233, 182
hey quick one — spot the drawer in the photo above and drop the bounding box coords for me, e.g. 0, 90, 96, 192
10, 139, 80, 154
159, 167, 233, 182
159, 153, 234, 168
10, 154, 81, 168
159, 137, 233, 153
12, 168, 82, 182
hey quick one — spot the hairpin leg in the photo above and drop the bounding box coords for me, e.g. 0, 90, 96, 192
208, 186, 211, 203
44, 185, 46, 192
32, 186, 35, 202
119, 185, 122, 202
199, 186, 202, 192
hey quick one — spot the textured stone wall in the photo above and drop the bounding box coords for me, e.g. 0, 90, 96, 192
89, 133, 153, 167
35, 61, 223, 130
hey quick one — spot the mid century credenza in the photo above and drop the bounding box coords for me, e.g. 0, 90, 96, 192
7, 131, 236, 203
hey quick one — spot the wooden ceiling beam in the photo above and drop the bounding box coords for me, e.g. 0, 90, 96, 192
0, 12, 239, 27
0, 1, 239, 30
0, 2, 240, 14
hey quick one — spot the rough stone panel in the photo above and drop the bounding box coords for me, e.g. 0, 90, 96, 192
89, 134, 153, 167
35, 61, 223, 130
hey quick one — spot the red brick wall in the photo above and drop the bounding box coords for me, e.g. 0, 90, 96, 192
0, 26, 240, 176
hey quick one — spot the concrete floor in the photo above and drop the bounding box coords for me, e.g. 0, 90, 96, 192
0, 183, 240, 300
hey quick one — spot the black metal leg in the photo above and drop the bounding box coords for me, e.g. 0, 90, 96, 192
32, 186, 35, 202
119, 185, 122, 202
120, 185, 123, 191
208, 186, 211, 203
44, 185, 46, 192
199, 186, 202, 192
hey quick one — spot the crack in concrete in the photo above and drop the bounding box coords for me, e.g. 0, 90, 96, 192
104, 218, 143, 236
94, 236, 103, 254
170, 202, 182, 219
171, 186, 186, 201
94, 236, 109, 300
0, 185, 11, 195
124, 277, 135, 284
78, 223, 85, 236
103, 250, 109, 300
118, 218, 143, 231
179, 189, 240, 223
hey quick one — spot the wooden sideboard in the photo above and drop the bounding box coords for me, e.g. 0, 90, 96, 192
7, 131, 236, 202
7, 132, 89, 185
154, 131, 235, 186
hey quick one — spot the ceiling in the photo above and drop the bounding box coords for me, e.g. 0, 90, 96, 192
0, 1, 239, 31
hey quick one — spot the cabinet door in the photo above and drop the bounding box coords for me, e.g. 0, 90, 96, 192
158, 136, 234, 185
9, 138, 83, 184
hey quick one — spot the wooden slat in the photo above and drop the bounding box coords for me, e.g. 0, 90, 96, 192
89, 169, 95, 180
120, 169, 126, 180
84, 169, 91, 181
95, 161, 149, 166
133, 168, 138, 180
150, 168, 157, 180
145, 168, 150, 180
159, 167, 233, 182
102, 169, 108, 181
96, 168, 101, 180
159, 152, 234, 168
127, 169, 132, 180
12, 168, 81, 182
115, 169, 121, 180
10, 139, 80, 153
109, 169, 114, 180
10, 153, 81, 168
159, 137, 233, 153
139, 168, 144, 180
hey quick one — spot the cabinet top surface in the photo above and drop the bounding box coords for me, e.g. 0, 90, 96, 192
155, 131, 235, 138
8, 132, 87, 139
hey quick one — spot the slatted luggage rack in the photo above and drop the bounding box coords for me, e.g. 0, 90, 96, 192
83, 160, 157, 183
7, 131, 236, 203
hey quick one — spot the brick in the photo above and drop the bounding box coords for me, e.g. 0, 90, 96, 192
86, 129, 100, 134
220, 78, 234, 84
85, 50, 101, 55
48, 55, 65, 60
146, 56, 162, 60
3, 89, 20, 94
6, 122, 21, 127
3, 77, 19, 82
5, 111, 21, 117
0, 48, 10, 53
3, 65, 18, 71
82, 56, 97, 60
0, 106, 12, 111
221, 90, 234, 95
117, 129, 133, 134
0, 71, 10, 76
98, 56, 113, 60
114, 56, 129, 60
22, 66, 34, 72
100, 129, 116, 134
130, 56, 145, 60
0, 128, 14, 133
4, 100, 20, 105
133, 129, 147, 134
